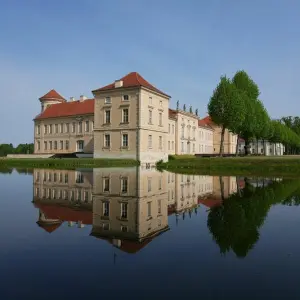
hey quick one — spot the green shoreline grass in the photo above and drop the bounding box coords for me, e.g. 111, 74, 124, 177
0, 158, 138, 170
158, 155, 300, 177
2, 156, 300, 177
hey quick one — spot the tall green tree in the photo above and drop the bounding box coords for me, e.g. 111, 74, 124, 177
232, 70, 261, 155
208, 76, 246, 156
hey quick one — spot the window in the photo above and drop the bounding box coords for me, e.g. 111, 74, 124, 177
122, 134, 128, 147
85, 121, 89, 132
49, 141, 52, 150
76, 172, 84, 183
104, 134, 110, 147
70, 191, 74, 201
181, 126, 184, 138
168, 141, 170, 150
54, 141, 57, 150
172, 141, 174, 150
149, 96, 152, 105
159, 136, 162, 149
84, 191, 89, 202
148, 178, 152, 192
159, 100, 162, 107
65, 140, 69, 150
44, 125, 47, 134
158, 199, 161, 214
159, 113, 162, 126
66, 123, 69, 133
148, 135, 152, 148
65, 174, 68, 183
121, 226, 128, 232
36, 172, 40, 182
60, 124, 63, 133
55, 124, 58, 133
181, 142, 184, 152
105, 97, 111, 104
49, 124, 53, 134
78, 122, 82, 133
172, 125, 174, 134
123, 95, 129, 101
64, 190, 68, 200
122, 109, 129, 123
121, 202, 128, 219
105, 110, 111, 124
37, 141, 40, 151
103, 223, 109, 230
92, 121, 94, 131
121, 178, 128, 193
53, 173, 57, 182
36, 125, 40, 135
168, 124, 170, 133
72, 122, 76, 133
59, 173, 63, 182
148, 110, 152, 124
147, 202, 152, 217
103, 178, 110, 192
60, 140, 63, 150
44, 141, 47, 150
103, 201, 109, 216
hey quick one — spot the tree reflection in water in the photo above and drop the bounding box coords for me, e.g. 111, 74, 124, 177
207, 177, 300, 258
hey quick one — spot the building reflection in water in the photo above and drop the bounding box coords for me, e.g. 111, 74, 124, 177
32, 167, 238, 254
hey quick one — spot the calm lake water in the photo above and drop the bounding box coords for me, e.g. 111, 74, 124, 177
1, 167, 300, 299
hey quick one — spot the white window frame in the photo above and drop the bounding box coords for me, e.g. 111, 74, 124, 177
105, 97, 111, 104
149, 110, 152, 124
121, 177, 128, 193
148, 135, 152, 149
122, 133, 128, 147
121, 202, 128, 219
104, 134, 111, 148
105, 110, 111, 124
85, 121, 89, 132
122, 108, 129, 123
123, 95, 129, 101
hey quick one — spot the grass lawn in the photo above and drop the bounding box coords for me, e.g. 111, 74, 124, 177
158, 155, 300, 176
0, 158, 138, 170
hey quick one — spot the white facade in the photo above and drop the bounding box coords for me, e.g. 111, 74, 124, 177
238, 139, 285, 156
167, 109, 213, 156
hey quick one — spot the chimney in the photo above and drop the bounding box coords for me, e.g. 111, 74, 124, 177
70, 96, 75, 102
80, 95, 87, 102
114, 80, 123, 88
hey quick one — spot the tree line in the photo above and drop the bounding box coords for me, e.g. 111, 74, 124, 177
0, 143, 34, 157
208, 70, 300, 156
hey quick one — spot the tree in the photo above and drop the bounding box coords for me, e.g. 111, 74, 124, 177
208, 76, 246, 156
232, 70, 261, 155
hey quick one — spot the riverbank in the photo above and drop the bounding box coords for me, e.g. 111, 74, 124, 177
157, 155, 300, 176
0, 158, 138, 169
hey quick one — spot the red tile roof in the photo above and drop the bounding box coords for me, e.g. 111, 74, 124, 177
34, 99, 94, 120
168, 108, 177, 119
34, 203, 93, 226
92, 72, 170, 98
37, 222, 62, 233
198, 197, 222, 208
39, 89, 66, 102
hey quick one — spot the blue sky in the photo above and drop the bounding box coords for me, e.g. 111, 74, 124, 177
0, 0, 299, 145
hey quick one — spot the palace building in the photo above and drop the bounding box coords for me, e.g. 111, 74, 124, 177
33, 72, 239, 163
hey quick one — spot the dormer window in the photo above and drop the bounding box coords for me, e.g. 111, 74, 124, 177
105, 97, 111, 104
123, 95, 129, 101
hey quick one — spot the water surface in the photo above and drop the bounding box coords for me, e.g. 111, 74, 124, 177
0, 167, 300, 299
